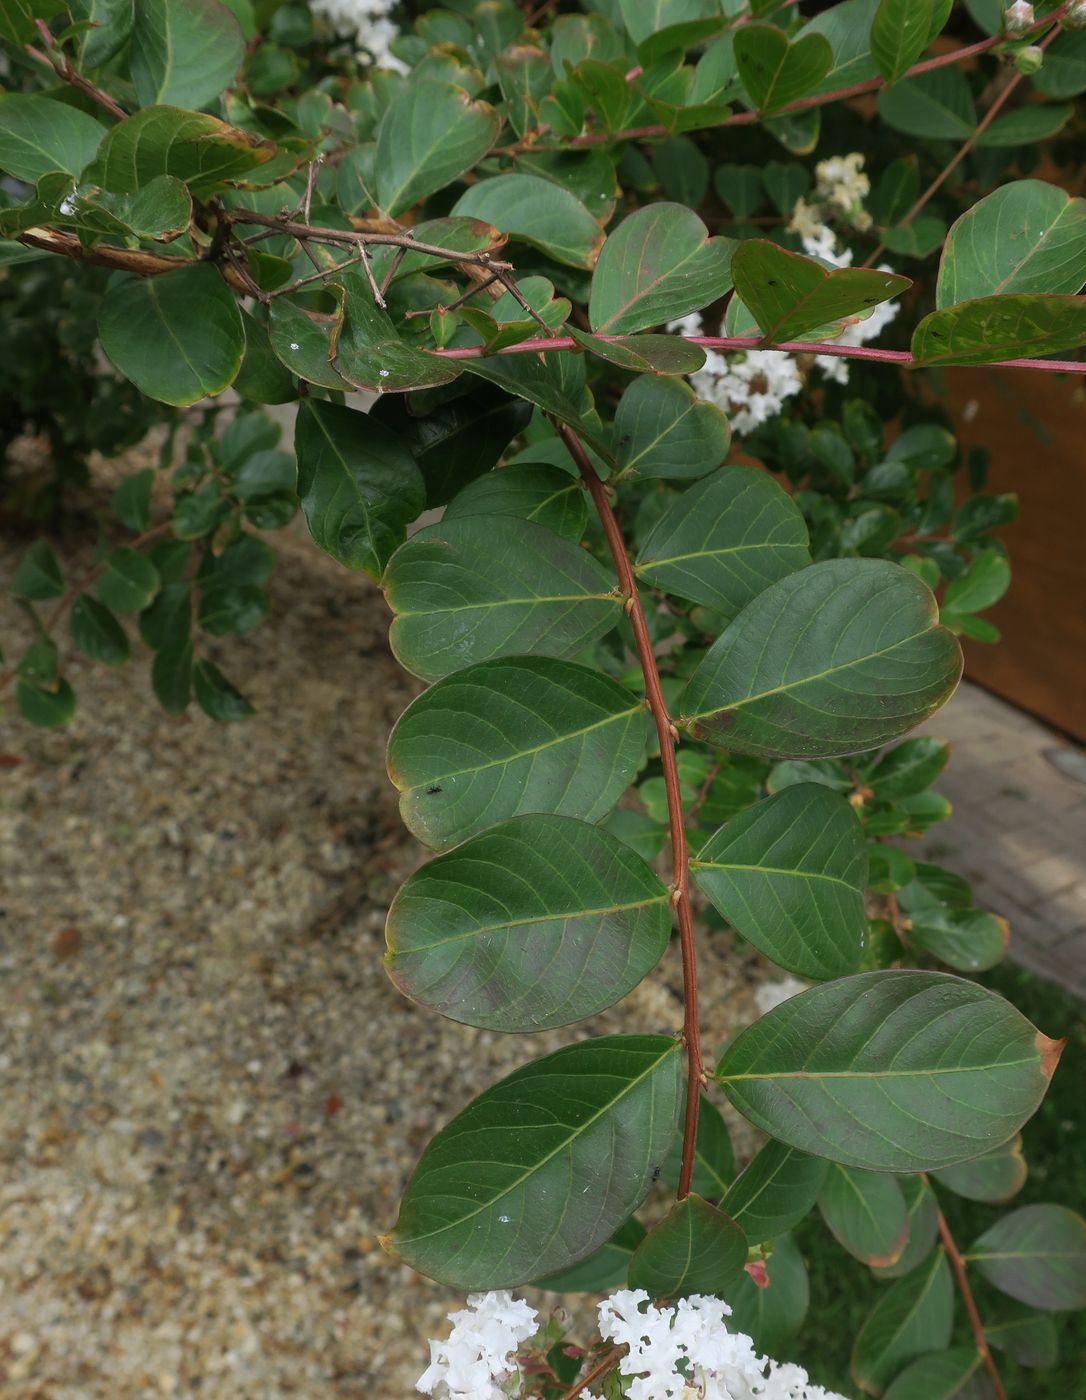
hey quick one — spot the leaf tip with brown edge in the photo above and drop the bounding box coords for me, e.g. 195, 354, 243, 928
1037, 1032, 1066, 1081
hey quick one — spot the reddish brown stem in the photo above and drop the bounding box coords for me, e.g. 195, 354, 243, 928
558, 1345, 625, 1400
557, 424, 704, 1199
24, 41, 128, 121
926, 1180, 1008, 1400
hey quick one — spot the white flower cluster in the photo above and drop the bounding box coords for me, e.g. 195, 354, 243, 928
417, 1290, 539, 1399
418, 1289, 849, 1400
791, 152, 872, 240
588, 1291, 850, 1400
309, 0, 408, 72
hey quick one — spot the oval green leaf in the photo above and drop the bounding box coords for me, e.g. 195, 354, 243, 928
911, 293, 1086, 368
454, 173, 605, 270
387, 656, 645, 850
635, 467, 810, 617
130, 0, 245, 111
932, 1133, 1026, 1204
294, 399, 424, 579
725, 1234, 809, 1355
384, 516, 622, 683
589, 203, 736, 335
375, 81, 501, 217
614, 372, 732, 481
818, 1164, 909, 1267
628, 1194, 748, 1298
383, 1034, 682, 1288
385, 814, 671, 1031
937, 181, 1086, 309
966, 1204, 1086, 1311
680, 559, 962, 760
734, 24, 833, 113
716, 969, 1062, 1172
443, 464, 588, 540
883, 1348, 989, 1400
692, 783, 867, 980
722, 1140, 829, 1242
0, 94, 105, 183
873, 1174, 939, 1279
98, 263, 245, 406
852, 1249, 954, 1395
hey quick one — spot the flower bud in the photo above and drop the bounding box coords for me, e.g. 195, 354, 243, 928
1066, 0, 1086, 28
1005, 0, 1034, 33
1014, 43, 1045, 73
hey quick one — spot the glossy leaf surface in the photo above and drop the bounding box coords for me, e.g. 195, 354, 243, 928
627, 1194, 747, 1298
614, 372, 732, 481
722, 1140, 829, 1242
130, 0, 245, 110
912, 294, 1086, 367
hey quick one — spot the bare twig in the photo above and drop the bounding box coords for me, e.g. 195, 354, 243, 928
24, 34, 128, 121
558, 1345, 625, 1400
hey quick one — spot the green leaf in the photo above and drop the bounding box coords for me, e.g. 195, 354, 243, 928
659, 1093, 734, 1200
69, 595, 130, 666
193, 657, 254, 721
679, 560, 962, 760
716, 969, 1062, 1172
589, 203, 736, 335
725, 1234, 809, 1354
943, 550, 1010, 614
907, 907, 1008, 973
852, 1250, 954, 1395
98, 264, 245, 407
152, 637, 193, 713
819, 1164, 908, 1267
86, 107, 276, 199
386, 815, 670, 1031
932, 1133, 1026, 1203
1035, 29, 1086, 98
619, 0, 718, 46
912, 293, 1086, 367
0, 95, 104, 183
977, 104, 1073, 148
571, 330, 708, 375
454, 173, 604, 270
267, 296, 349, 391
614, 372, 731, 481
731, 240, 909, 344
985, 1309, 1059, 1368
463, 354, 607, 458
70, 0, 133, 66
96, 548, 160, 614
734, 24, 833, 113
293, 399, 424, 580
11, 539, 64, 600
16, 676, 76, 728
692, 784, 866, 980
497, 44, 552, 137
533, 1218, 647, 1292
877, 66, 975, 139
384, 1035, 683, 1288
873, 1175, 939, 1279
384, 516, 622, 683
722, 1141, 829, 1242
871, 0, 934, 86
882, 1348, 988, 1400
140, 582, 192, 652
112, 469, 155, 533
937, 181, 1086, 308
634, 467, 810, 617
375, 81, 501, 218
388, 656, 644, 850
867, 738, 948, 799
333, 273, 461, 394
966, 1205, 1086, 1311
883, 216, 946, 261
443, 464, 587, 540
628, 1194, 747, 1298
797, 0, 881, 94
131, 0, 245, 110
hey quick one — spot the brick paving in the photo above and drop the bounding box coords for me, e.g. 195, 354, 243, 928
914, 682, 1086, 999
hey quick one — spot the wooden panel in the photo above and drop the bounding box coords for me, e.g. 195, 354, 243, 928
933, 367, 1086, 740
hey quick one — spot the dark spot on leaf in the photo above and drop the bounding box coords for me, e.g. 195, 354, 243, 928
426, 785, 443, 795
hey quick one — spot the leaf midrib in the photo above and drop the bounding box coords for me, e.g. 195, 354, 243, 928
389, 892, 670, 953
398, 1042, 681, 1244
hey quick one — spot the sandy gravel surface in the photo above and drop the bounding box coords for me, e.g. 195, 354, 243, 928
1, 470, 765, 1399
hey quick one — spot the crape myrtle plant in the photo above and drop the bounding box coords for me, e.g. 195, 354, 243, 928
3, 0, 1086, 1395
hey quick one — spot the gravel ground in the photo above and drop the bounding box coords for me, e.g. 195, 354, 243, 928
0, 455, 767, 1399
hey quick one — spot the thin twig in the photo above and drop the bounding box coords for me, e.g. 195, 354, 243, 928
559, 1345, 625, 1400
24, 35, 128, 121
924, 1180, 1008, 1400
557, 424, 704, 1199
378, 243, 409, 296
357, 244, 386, 308
863, 22, 1064, 267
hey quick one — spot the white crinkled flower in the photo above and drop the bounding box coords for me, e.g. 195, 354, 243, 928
666, 311, 705, 337
814, 153, 870, 216
309, 0, 409, 72
690, 347, 804, 436
417, 1290, 538, 1399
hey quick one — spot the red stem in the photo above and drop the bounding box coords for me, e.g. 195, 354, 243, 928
556, 424, 704, 1200
558, 1345, 626, 1400
437, 332, 1086, 376
925, 1182, 1008, 1400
